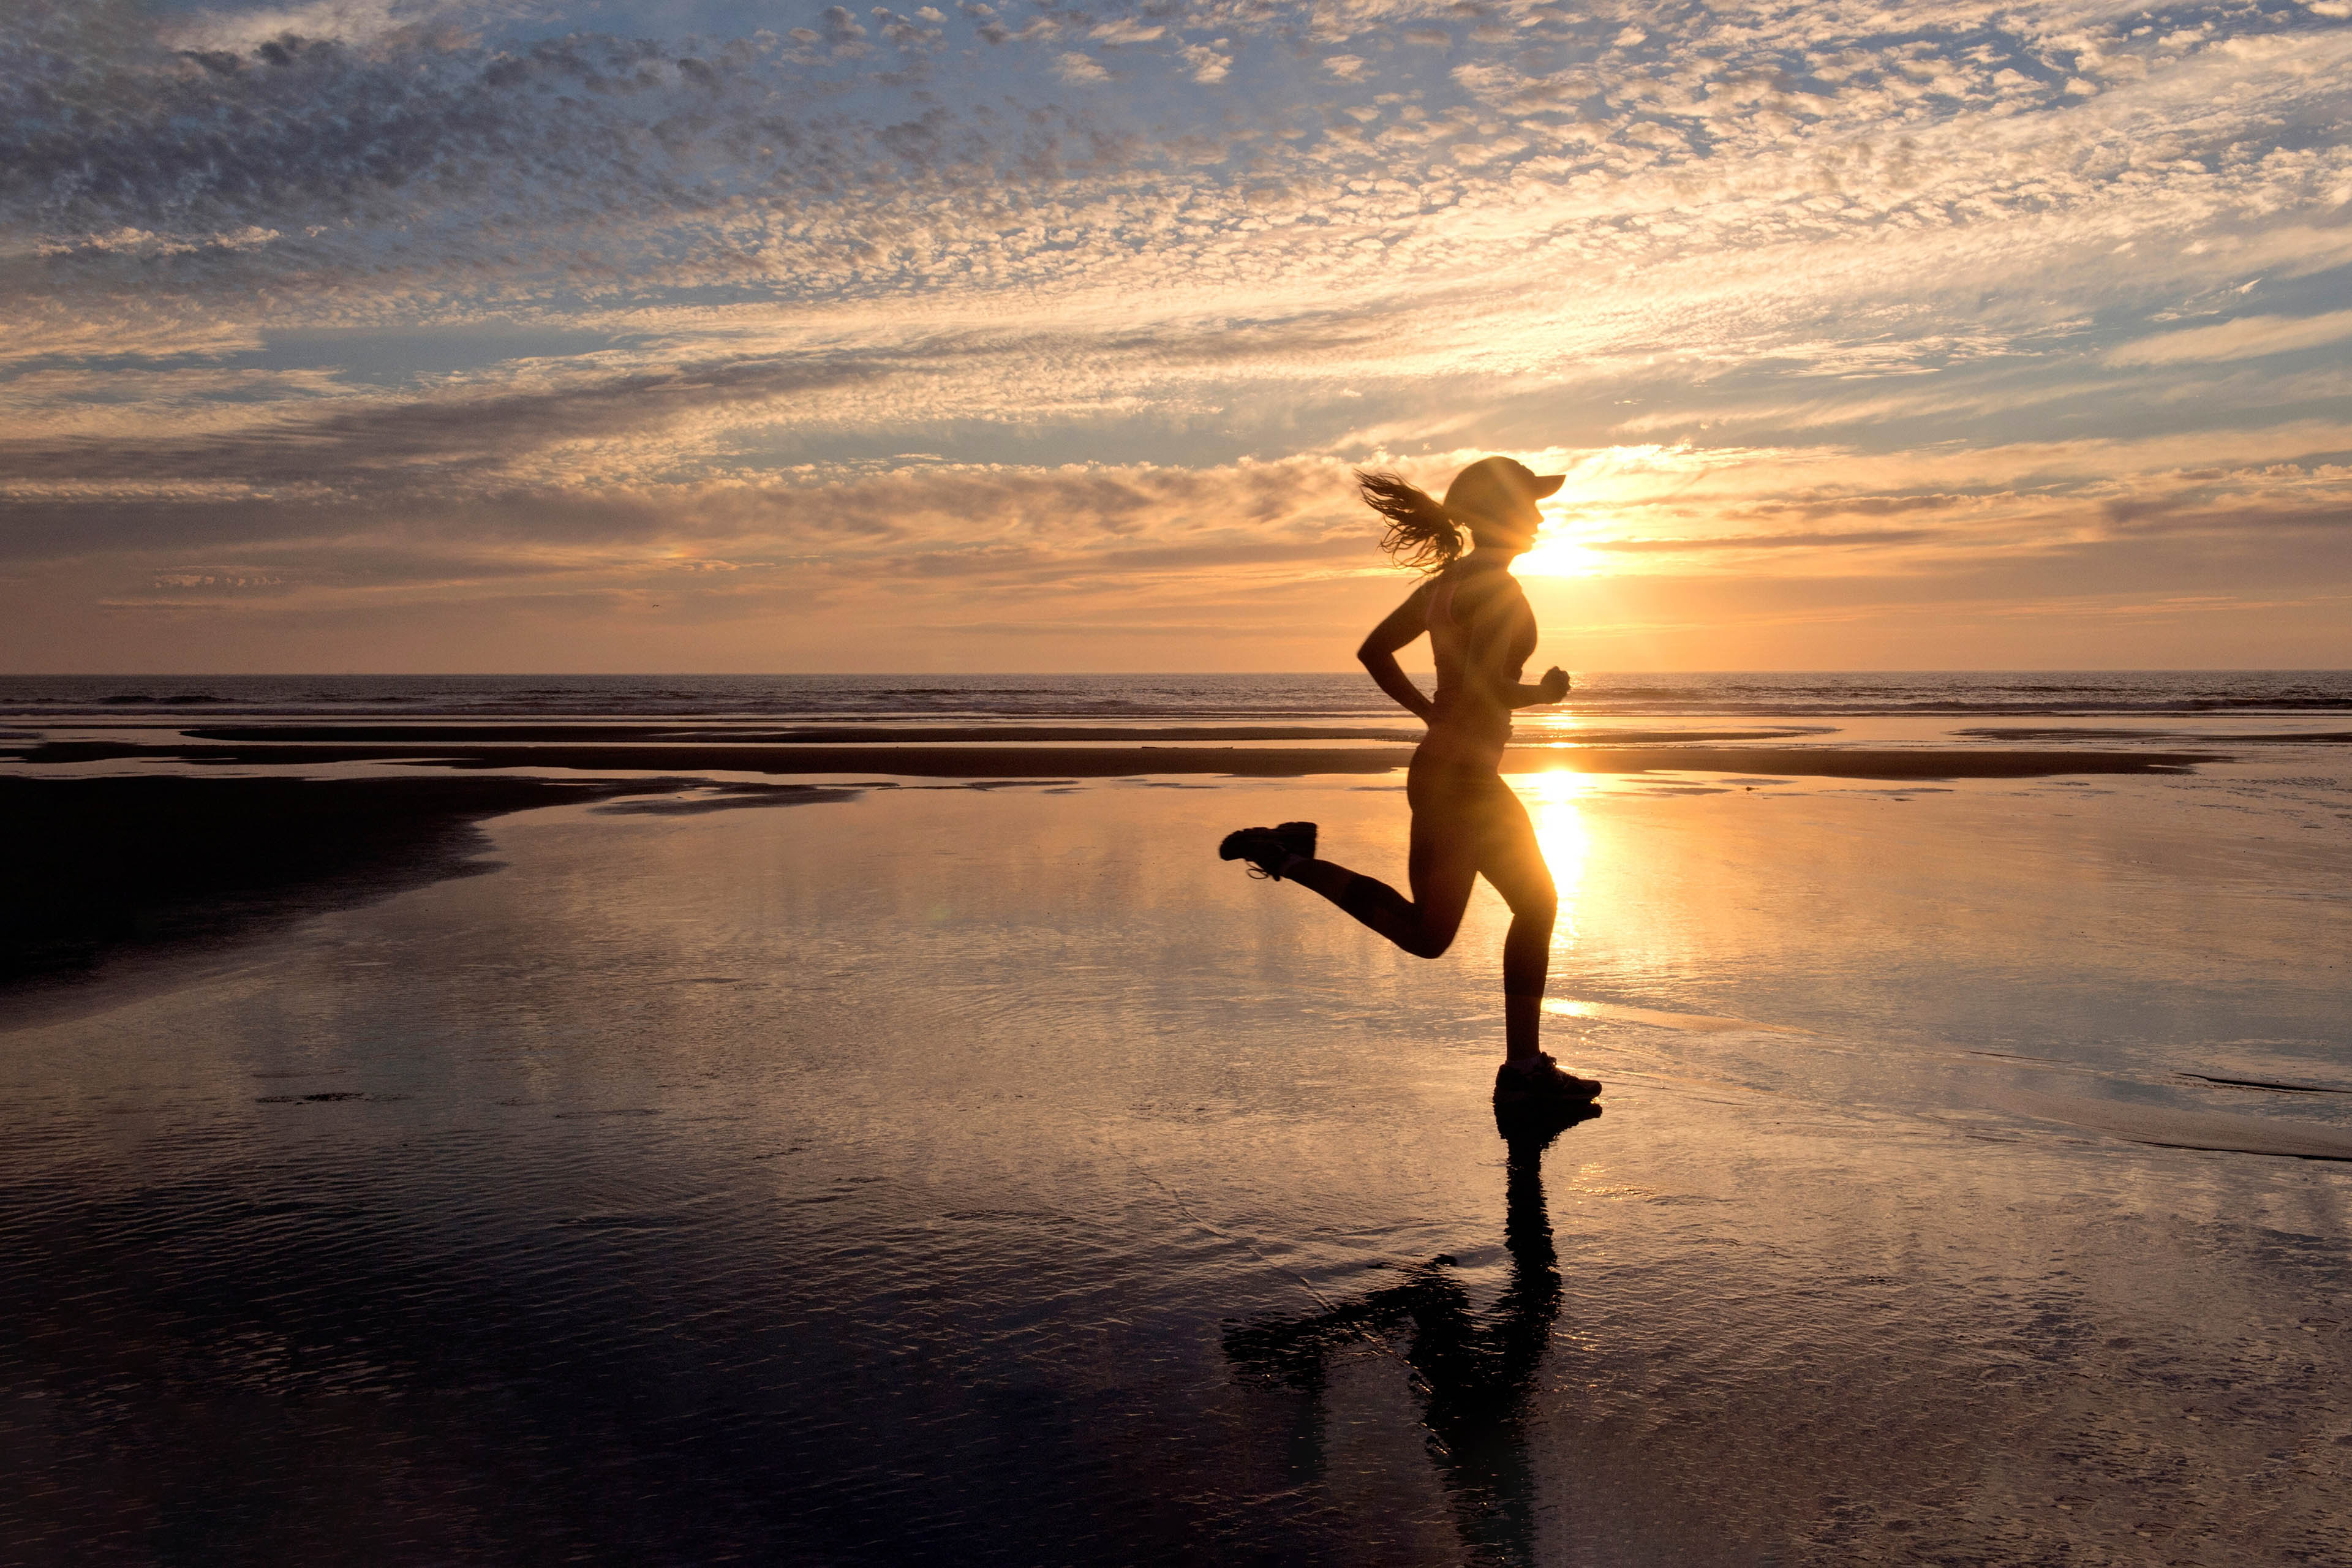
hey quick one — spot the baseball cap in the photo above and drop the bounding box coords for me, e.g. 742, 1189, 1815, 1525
1442, 456, 1565, 533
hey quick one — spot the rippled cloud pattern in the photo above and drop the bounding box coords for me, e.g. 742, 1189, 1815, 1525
4, 0, 2348, 669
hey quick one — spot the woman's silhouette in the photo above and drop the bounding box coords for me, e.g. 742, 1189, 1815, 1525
1221, 456, 1600, 1107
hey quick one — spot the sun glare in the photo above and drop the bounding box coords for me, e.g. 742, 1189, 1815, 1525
1510, 512, 1606, 578
1512, 769, 1594, 954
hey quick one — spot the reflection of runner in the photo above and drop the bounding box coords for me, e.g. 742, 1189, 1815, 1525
1221, 457, 1601, 1107
1224, 1104, 1597, 1564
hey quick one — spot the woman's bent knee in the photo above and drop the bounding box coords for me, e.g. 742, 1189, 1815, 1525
1510, 891, 1558, 929
1405, 922, 1460, 959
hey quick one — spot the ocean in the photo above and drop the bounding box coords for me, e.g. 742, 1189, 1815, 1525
4, 668, 2349, 722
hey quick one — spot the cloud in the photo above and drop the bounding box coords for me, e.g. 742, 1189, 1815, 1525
1583, 529, 1944, 552
0, 355, 897, 492
1088, 20, 1163, 44
1177, 44, 1229, 83
2106, 309, 2352, 366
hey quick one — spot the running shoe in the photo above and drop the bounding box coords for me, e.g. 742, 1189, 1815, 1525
1492, 1053, 1603, 1106
1218, 821, 1317, 880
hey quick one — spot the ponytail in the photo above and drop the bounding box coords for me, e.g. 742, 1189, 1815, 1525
1354, 469, 1463, 573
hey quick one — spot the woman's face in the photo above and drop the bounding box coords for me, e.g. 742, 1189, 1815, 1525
1476, 499, 1541, 551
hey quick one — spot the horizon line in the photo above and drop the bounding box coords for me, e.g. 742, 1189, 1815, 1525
2, 668, 2348, 680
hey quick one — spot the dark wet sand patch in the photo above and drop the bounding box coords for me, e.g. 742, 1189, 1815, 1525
2179, 1072, 2352, 1095
0, 774, 687, 1012
12, 737, 2225, 780
1956, 726, 2352, 744
1996, 1088, 2352, 1161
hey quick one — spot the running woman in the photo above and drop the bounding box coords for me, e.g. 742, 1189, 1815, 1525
1219, 456, 1600, 1109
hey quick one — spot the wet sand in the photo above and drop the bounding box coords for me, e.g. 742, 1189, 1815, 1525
4, 753, 2348, 1563
0, 729, 2229, 998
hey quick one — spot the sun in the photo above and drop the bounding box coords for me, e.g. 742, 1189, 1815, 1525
1510, 520, 1605, 578
1501, 498, 1610, 577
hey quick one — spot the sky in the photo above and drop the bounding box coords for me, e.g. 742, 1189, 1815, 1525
2, 0, 2349, 673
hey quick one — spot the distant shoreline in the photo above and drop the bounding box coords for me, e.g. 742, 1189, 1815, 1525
4, 669, 2346, 729
10, 734, 2231, 781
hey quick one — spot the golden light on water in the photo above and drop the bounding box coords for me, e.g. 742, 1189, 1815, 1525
1512, 769, 1594, 955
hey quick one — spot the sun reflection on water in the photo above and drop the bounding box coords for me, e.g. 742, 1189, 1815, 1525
1512, 769, 1593, 954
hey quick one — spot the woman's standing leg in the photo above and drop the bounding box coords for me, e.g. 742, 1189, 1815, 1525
1235, 763, 1594, 1096
1467, 777, 1558, 1065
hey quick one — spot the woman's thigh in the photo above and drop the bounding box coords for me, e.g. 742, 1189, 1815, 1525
1405, 755, 1487, 931
1468, 775, 1555, 916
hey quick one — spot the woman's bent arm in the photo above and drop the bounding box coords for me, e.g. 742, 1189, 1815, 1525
1358, 585, 1437, 722
1506, 670, 1570, 708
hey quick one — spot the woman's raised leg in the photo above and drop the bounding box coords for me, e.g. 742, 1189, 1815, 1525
1279, 827, 1477, 960
1280, 759, 1481, 960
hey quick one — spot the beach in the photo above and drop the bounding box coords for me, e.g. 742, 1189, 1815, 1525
20, 0, 2352, 1555
2, 674, 2348, 1564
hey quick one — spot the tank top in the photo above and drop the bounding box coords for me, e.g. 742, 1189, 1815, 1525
1423, 557, 1531, 762
1427, 570, 1474, 699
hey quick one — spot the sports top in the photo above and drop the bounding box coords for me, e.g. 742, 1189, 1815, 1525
1423, 556, 1534, 762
